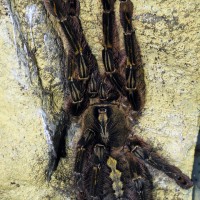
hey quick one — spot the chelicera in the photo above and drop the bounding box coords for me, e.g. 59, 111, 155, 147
43, 0, 193, 199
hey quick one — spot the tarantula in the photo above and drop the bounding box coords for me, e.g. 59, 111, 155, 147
43, 0, 193, 199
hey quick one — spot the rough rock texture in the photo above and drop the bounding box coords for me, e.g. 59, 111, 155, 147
0, 0, 199, 199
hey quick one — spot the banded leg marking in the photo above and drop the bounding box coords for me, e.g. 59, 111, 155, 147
128, 135, 193, 189
74, 129, 95, 174
119, 0, 142, 110
87, 144, 106, 198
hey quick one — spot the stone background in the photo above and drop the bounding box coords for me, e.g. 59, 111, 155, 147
0, 0, 199, 199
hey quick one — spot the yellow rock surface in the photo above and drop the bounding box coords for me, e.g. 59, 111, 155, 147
0, 0, 199, 199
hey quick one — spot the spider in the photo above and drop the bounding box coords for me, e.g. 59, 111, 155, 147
43, 0, 193, 199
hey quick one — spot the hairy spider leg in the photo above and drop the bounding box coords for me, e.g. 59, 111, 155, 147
61, 1, 103, 114
119, 0, 142, 111
74, 132, 110, 199
101, 0, 127, 95
86, 144, 107, 198
60, 1, 91, 81
61, 18, 91, 116
111, 147, 153, 200
85, 151, 116, 199
75, 129, 101, 174
127, 135, 193, 189
101, 0, 143, 111
44, 0, 103, 116
43, 0, 62, 18
44, 0, 80, 21
67, 51, 90, 115
74, 130, 115, 199
74, 129, 96, 195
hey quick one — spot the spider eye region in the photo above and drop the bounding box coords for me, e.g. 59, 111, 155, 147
97, 108, 109, 144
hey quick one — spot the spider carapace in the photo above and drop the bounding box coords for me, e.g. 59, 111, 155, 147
43, 0, 193, 199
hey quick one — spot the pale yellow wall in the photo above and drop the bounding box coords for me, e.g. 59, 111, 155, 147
0, 0, 199, 199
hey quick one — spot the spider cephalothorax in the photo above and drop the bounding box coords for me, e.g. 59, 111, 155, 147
43, 0, 193, 199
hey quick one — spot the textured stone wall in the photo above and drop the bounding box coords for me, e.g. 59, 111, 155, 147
0, 0, 199, 199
